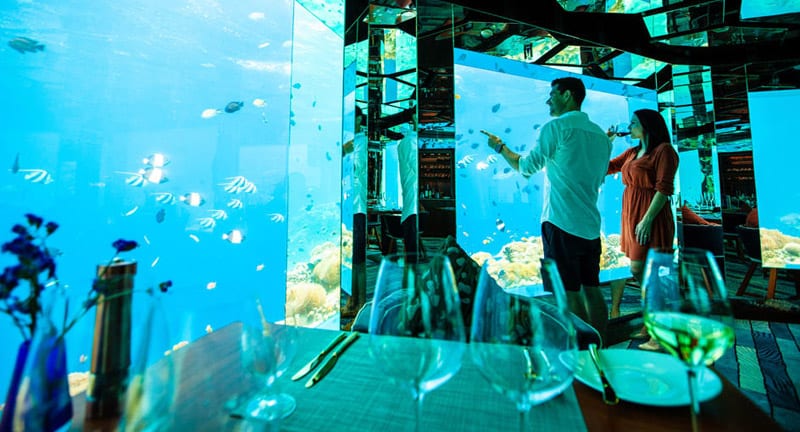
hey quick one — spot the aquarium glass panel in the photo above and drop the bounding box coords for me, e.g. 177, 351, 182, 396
285, 2, 344, 329
0, 0, 298, 396
453, 49, 657, 294
748, 89, 800, 269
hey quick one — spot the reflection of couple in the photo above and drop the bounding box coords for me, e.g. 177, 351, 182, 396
342, 107, 367, 318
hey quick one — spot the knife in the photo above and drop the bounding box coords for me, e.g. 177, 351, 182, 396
291, 332, 348, 381
588, 343, 619, 405
305, 332, 360, 388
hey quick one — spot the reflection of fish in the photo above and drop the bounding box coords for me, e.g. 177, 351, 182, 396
779, 213, 800, 227
18, 169, 54, 184
209, 209, 228, 220
142, 153, 169, 167
222, 229, 245, 244
8, 37, 45, 54
11, 153, 19, 174
155, 208, 166, 223
152, 192, 177, 205
268, 213, 285, 223
227, 198, 244, 209
197, 217, 216, 229
224, 101, 244, 113
201, 108, 221, 119
180, 192, 205, 207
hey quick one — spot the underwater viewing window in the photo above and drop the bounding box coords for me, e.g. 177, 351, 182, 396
452, 48, 657, 294
748, 89, 800, 269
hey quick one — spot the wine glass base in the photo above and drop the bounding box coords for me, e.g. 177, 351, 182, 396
244, 392, 297, 421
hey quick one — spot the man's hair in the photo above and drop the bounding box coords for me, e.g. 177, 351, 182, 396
551, 77, 586, 107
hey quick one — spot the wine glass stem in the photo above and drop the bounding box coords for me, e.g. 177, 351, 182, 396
414, 392, 425, 432
687, 368, 700, 432
516, 404, 530, 432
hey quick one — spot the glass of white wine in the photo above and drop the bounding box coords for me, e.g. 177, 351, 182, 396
642, 248, 735, 431
367, 252, 466, 432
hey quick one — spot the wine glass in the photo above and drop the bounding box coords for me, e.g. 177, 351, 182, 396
470, 259, 577, 432
641, 248, 735, 432
367, 252, 466, 432
239, 299, 298, 428
119, 291, 177, 432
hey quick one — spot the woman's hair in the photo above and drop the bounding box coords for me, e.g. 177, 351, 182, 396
634, 108, 671, 155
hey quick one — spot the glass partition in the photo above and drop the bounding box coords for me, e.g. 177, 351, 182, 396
285, 1, 345, 329
0, 0, 297, 397
748, 89, 800, 268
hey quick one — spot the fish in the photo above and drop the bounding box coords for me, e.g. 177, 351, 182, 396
197, 217, 216, 229
292, 83, 302, 89
248, 11, 265, 20
252, 98, 266, 107
227, 198, 244, 209
152, 192, 177, 205
491, 103, 501, 113
485, 154, 498, 164
201, 108, 222, 119
476, 161, 489, 171
8, 37, 45, 54
504, 127, 512, 133
18, 169, 54, 184
151, 257, 160, 267
206, 281, 217, 290
257, 41, 270, 49
224, 101, 244, 113
125, 206, 139, 216
188, 234, 200, 243
141, 167, 168, 184
142, 153, 169, 167
268, 213, 285, 223
496, 218, 506, 232
456, 154, 475, 168
205, 324, 213, 333
492, 167, 515, 180
209, 209, 228, 220
11, 153, 19, 174
155, 208, 166, 223
780, 213, 800, 227
256, 264, 265, 271
180, 192, 205, 207
222, 229, 245, 244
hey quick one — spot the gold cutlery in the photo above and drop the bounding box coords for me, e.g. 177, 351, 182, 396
305, 332, 360, 388
291, 332, 348, 381
588, 343, 619, 405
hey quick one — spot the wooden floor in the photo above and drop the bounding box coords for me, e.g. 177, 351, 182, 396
364, 238, 800, 431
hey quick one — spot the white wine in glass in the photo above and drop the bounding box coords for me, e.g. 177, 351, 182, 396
642, 248, 735, 431
368, 252, 466, 432
470, 259, 577, 432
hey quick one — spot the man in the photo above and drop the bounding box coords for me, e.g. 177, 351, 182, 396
481, 77, 611, 339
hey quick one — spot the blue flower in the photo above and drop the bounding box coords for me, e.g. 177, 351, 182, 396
112, 239, 138, 253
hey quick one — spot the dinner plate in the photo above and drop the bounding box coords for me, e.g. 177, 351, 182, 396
573, 349, 722, 406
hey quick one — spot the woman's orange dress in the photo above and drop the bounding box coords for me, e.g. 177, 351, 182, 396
608, 143, 679, 261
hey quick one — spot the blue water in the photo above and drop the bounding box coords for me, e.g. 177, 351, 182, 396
0, 0, 345, 399
749, 89, 800, 269
453, 49, 657, 288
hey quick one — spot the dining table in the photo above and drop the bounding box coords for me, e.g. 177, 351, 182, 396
70, 322, 782, 431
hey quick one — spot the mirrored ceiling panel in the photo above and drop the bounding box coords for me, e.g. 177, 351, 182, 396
297, 0, 346, 36
642, 0, 724, 39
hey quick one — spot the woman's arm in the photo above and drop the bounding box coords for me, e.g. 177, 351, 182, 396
635, 191, 670, 244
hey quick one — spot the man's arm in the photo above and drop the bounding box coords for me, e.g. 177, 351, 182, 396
480, 130, 521, 171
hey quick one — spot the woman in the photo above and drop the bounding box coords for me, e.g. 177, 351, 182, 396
608, 108, 679, 350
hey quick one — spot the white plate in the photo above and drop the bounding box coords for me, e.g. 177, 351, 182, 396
573, 349, 722, 406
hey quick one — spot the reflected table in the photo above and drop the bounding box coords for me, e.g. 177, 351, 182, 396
71, 323, 780, 431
